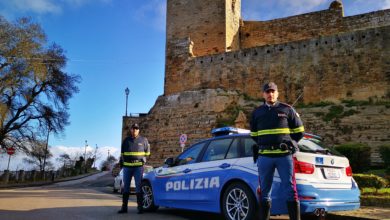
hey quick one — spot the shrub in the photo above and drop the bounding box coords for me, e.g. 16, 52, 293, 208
334, 143, 371, 173
353, 174, 387, 189
379, 144, 390, 174
323, 105, 344, 122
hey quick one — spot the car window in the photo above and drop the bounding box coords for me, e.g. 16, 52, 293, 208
243, 138, 256, 157
298, 138, 343, 156
177, 142, 206, 165
226, 138, 240, 159
202, 138, 232, 162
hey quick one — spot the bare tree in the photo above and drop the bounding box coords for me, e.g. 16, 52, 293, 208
56, 153, 71, 169
0, 16, 81, 151
100, 155, 117, 171
23, 140, 53, 172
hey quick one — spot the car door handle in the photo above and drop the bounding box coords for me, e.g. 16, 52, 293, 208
219, 163, 231, 169
183, 168, 192, 173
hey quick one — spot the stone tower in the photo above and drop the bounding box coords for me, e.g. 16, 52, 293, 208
166, 0, 241, 56
165, 0, 241, 95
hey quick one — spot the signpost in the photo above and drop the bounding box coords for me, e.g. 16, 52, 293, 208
7, 147, 15, 155
179, 134, 187, 152
6, 147, 15, 170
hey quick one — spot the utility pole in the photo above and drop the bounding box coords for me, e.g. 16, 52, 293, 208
42, 125, 51, 180
93, 144, 98, 168
84, 140, 88, 173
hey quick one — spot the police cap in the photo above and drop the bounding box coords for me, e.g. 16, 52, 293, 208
263, 82, 278, 92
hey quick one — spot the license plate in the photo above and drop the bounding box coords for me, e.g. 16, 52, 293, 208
323, 168, 340, 179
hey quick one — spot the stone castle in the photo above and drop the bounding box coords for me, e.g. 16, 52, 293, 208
123, 0, 390, 166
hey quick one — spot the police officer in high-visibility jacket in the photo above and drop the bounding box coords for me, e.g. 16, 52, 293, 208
118, 123, 150, 214
250, 82, 304, 220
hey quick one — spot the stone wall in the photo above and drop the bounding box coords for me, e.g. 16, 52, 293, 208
123, 90, 390, 167
123, 89, 242, 167
240, 8, 390, 49
165, 26, 390, 104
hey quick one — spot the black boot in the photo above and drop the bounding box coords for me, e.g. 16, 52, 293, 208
136, 192, 144, 214
259, 200, 271, 220
287, 200, 301, 220
117, 193, 129, 214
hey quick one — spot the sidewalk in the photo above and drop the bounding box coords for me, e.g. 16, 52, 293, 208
327, 206, 390, 220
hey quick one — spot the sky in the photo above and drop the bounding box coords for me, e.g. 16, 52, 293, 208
0, 0, 389, 170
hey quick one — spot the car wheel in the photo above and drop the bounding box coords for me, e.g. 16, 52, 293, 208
113, 187, 118, 193
222, 182, 258, 220
141, 181, 159, 212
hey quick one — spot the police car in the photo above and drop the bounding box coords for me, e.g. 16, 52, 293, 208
140, 127, 360, 220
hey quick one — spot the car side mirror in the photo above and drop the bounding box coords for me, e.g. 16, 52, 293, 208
164, 157, 175, 167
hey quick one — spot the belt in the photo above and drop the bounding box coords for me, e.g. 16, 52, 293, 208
258, 143, 290, 155
123, 160, 144, 167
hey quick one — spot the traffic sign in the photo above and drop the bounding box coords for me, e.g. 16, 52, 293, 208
7, 147, 15, 155
179, 134, 187, 144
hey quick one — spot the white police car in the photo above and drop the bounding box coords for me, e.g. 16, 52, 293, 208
113, 165, 153, 194
141, 127, 360, 220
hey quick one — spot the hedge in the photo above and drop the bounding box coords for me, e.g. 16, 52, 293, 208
334, 143, 371, 173
353, 174, 388, 189
379, 144, 390, 174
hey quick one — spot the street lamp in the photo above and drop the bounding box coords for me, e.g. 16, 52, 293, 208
84, 140, 88, 173
93, 144, 98, 168
125, 87, 130, 116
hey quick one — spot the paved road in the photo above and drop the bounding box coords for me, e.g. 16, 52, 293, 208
0, 172, 291, 220
4, 171, 386, 220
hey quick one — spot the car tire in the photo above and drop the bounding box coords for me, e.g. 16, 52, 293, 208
113, 188, 118, 193
141, 181, 159, 212
222, 182, 258, 220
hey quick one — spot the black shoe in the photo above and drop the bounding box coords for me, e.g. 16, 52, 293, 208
136, 193, 144, 214
117, 207, 127, 214
287, 201, 301, 220
259, 200, 271, 220
118, 193, 129, 214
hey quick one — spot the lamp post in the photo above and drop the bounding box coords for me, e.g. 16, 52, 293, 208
93, 144, 98, 168
84, 140, 88, 173
125, 87, 130, 116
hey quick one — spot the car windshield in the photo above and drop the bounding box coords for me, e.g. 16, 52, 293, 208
298, 138, 343, 156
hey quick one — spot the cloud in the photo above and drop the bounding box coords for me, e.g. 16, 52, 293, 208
377, 0, 390, 10
0, 145, 120, 171
134, 0, 167, 32
0, 0, 112, 18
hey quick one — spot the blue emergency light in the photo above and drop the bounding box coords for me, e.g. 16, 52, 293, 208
211, 127, 250, 136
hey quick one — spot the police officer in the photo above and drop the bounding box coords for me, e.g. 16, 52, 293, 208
118, 123, 150, 214
250, 82, 304, 220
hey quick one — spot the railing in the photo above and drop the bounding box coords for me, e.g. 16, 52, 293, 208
0, 169, 92, 185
